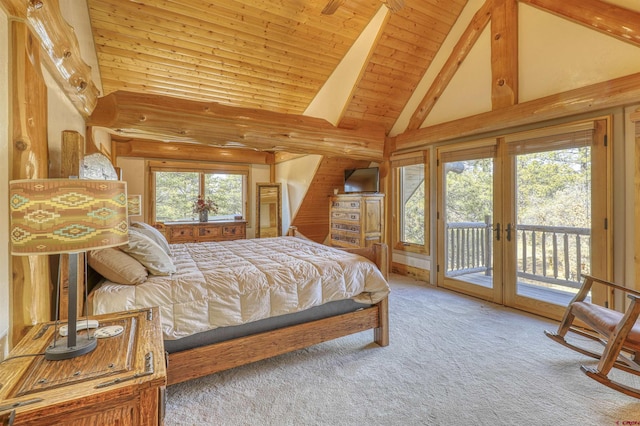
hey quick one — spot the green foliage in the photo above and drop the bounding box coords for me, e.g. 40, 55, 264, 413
516, 148, 590, 227
155, 171, 244, 222
155, 172, 199, 221
443, 147, 590, 228
403, 181, 425, 245
445, 159, 493, 223
204, 174, 243, 216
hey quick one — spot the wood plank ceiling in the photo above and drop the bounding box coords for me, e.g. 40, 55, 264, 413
86, 0, 467, 140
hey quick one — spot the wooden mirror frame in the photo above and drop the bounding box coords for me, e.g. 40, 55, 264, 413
255, 183, 282, 238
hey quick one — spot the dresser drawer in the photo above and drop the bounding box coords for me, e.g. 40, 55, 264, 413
331, 200, 360, 210
331, 223, 360, 233
222, 225, 245, 238
331, 211, 360, 221
198, 226, 221, 239
169, 226, 195, 242
330, 233, 360, 247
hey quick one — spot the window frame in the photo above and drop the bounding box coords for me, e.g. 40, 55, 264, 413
148, 160, 250, 224
391, 151, 429, 255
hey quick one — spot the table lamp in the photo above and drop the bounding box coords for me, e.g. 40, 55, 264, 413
9, 178, 128, 360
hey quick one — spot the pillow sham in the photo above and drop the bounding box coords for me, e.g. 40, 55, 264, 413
88, 247, 148, 285
131, 221, 171, 254
122, 228, 177, 276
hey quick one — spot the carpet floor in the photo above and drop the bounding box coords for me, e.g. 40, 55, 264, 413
165, 274, 640, 425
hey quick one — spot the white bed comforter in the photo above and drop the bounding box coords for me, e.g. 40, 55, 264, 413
91, 237, 390, 340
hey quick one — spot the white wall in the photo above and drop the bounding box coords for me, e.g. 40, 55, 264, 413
44, 69, 88, 177
518, 4, 640, 102
275, 155, 322, 233
0, 8, 10, 360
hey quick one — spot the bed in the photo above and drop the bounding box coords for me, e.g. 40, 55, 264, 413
86, 224, 390, 385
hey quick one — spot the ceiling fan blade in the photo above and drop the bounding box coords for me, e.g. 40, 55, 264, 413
322, 0, 345, 15
382, 0, 405, 13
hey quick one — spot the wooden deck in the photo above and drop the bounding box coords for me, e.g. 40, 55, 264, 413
449, 272, 588, 306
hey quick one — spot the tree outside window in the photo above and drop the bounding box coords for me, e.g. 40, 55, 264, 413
154, 168, 247, 222
395, 161, 428, 253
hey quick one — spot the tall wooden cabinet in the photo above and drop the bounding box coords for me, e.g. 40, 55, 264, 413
329, 194, 384, 248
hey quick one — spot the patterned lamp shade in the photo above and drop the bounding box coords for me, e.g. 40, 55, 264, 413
127, 194, 142, 216
9, 179, 129, 255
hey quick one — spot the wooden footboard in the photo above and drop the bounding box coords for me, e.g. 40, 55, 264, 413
167, 298, 388, 385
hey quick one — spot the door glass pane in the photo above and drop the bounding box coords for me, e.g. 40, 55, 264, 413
399, 164, 425, 246
155, 171, 199, 222
515, 147, 591, 305
444, 159, 494, 288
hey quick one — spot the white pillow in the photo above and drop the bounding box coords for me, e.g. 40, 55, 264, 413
122, 228, 176, 276
131, 221, 171, 254
88, 248, 148, 285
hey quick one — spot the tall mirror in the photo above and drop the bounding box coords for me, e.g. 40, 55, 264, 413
256, 183, 282, 238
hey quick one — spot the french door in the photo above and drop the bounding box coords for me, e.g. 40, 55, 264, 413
437, 119, 609, 320
436, 140, 503, 303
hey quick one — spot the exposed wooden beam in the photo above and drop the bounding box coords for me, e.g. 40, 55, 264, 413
111, 138, 275, 165
491, 0, 518, 109
3, 0, 99, 116
406, 0, 493, 130
89, 91, 386, 161
0, 0, 25, 18
520, 0, 640, 47
396, 71, 640, 150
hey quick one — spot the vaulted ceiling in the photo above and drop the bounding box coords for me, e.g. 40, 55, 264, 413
4, 0, 640, 161
85, 0, 467, 136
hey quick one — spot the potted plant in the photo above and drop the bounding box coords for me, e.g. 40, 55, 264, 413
193, 195, 218, 222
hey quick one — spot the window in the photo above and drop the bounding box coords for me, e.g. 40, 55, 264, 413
150, 161, 249, 223
399, 164, 425, 245
392, 151, 429, 254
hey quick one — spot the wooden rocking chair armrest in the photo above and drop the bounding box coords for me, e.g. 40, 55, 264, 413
582, 275, 640, 298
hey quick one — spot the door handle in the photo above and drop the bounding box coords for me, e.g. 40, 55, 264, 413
506, 223, 512, 242
494, 223, 501, 241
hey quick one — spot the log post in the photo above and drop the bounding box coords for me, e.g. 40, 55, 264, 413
10, 21, 51, 346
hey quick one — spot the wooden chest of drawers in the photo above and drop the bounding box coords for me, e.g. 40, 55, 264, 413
155, 220, 246, 243
329, 194, 384, 249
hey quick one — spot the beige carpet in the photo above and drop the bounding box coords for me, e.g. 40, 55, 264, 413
165, 274, 640, 425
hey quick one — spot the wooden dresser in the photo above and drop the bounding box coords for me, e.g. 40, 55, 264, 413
329, 194, 384, 249
0, 308, 166, 426
155, 220, 246, 243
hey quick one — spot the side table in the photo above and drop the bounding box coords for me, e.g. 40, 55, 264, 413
0, 308, 166, 425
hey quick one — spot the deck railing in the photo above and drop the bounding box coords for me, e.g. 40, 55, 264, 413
445, 220, 590, 289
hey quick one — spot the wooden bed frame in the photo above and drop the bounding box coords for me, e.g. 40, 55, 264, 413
63, 223, 389, 385
166, 227, 389, 385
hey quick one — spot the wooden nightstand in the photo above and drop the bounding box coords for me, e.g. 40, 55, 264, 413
0, 308, 166, 425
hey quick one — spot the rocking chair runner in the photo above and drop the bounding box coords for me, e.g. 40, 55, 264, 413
545, 275, 640, 399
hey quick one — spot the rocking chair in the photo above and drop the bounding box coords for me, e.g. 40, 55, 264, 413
544, 275, 640, 398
